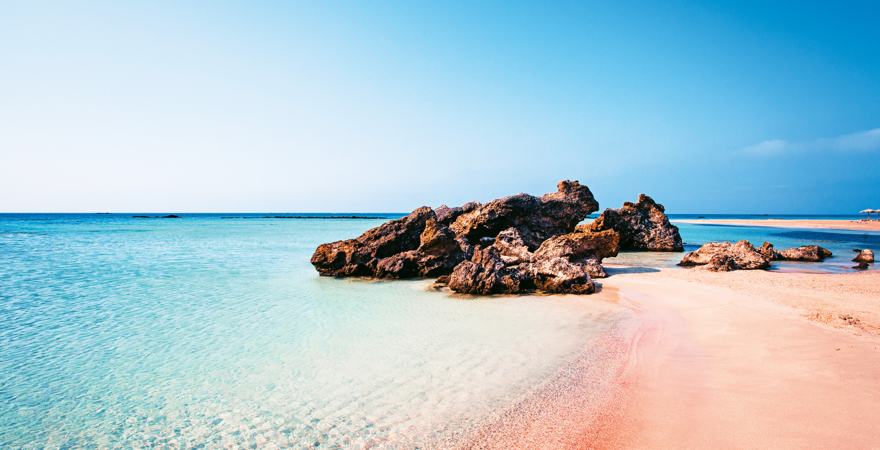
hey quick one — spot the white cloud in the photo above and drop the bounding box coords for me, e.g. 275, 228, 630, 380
741, 139, 789, 156
823, 128, 880, 152
741, 128, 880, 156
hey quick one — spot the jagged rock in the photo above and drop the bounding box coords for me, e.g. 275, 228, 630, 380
704, 254, 738, 272
532, 229, 620, 278
493, 228, 532, 265
414, 218, 467, 276
435, 202, 481, 225
679, 241, 771, 271
531, 257, 596, 294
777, 245, 833, 262
533, 229, 620, 261
758, 242, 833, 262
586, 194, 683, 251
447, 246, 531, 295
450, 180, 599, 250
758, 242, 780, 260
312, 207, 465, 278
375, 251, 421, 278
853, 249, 874, 264
446, 228, 618, 294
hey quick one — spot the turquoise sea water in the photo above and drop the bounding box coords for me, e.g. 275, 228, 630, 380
1, 213, 877, 447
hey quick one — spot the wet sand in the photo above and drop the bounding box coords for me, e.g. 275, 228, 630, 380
468, 268, 880, 449
675, 218, 880, 232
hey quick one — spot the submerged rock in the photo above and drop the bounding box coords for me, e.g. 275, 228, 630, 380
679, 241, 771, 271
853, 248, 874, 264
586, 194, 683, 251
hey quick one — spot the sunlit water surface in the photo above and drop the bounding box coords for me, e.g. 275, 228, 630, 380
0, 215, 623, 448
1, 214, 876, 447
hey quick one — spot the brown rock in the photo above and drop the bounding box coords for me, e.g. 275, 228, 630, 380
533, 229, 620, 261
447, 246, 530, 295
758, 242, 833, 262
587, 194, 683, 251
852, 249, 874, 264
705, 254, 738, 272
777, 245, 833, 262
450, 180, 599, 250
758, 242, 781, 260
531, 257, 596, 294
493, 227, 532, 265
414, 218, 467, 276
311, 207, 465, 278
311, 206, 434, 277
679, 240, 771, 271
434, 202, 481, 225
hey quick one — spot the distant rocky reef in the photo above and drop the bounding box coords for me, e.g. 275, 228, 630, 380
311, 180, 683, 295
132, 214, 181, 219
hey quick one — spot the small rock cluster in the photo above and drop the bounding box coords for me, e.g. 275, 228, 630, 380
311, 181, 682, 294
680, 241, 833, 272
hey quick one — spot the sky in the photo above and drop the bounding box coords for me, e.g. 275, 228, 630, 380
1, 0, 879, 213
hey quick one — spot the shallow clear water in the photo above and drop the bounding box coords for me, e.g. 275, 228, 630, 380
0, 214, 623, 448
1, 213, 876, 448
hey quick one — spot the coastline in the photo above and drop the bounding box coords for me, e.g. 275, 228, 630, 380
674, 218, 880, 232
484, 267, 880, 448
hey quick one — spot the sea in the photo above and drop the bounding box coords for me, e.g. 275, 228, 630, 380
1, 213, 876, 447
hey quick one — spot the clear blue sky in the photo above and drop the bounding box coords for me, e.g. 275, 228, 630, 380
2, 0, 878, 213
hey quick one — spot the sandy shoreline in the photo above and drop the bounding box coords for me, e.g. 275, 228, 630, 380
590, 267, 880, 449
467, 267, 880, 449
675, 218, 880, 232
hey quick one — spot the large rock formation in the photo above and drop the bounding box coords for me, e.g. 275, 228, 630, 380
679, 241, 771, 271
586, 194, 683, 251
311, 181, 606, 294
